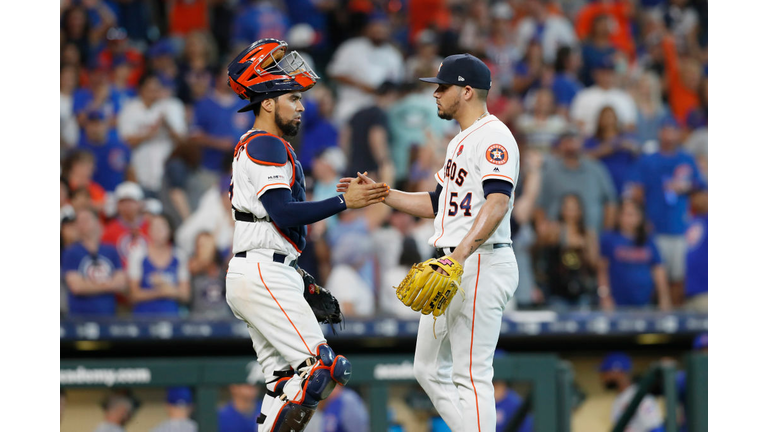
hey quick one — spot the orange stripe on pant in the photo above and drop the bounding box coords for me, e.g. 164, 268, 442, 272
469, 254, 482, 431
257, 263, 313, 356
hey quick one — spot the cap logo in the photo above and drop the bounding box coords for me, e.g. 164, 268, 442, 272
438, 62, 443, 71
458, 76, 465, 81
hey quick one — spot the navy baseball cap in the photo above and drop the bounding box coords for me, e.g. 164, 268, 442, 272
420, 54, 492, 90
599, 352, 632, 372
166, 387, 193, 406
659, 114, 680, 129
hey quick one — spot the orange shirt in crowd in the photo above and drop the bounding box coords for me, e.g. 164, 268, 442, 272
102, 217, 151, 265
661, 35, 700, 125
575, 0, 636, 59
168, 0, 209, 36
408, 0, 449, 42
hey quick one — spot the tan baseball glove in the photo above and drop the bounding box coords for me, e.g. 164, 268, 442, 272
395, 256, 464, 316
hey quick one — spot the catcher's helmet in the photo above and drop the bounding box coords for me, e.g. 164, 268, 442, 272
227, 38, 319, 113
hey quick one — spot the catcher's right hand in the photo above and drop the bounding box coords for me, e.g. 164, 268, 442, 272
395, 256, 464, 316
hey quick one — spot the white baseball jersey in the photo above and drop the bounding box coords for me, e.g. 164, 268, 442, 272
230, 130, 306, 258
429, 114, 520, 248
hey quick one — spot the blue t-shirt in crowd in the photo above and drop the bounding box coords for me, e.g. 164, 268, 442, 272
321, 388, 370, 432
551, 73, 583, 108
78, 130, 131, 192
685, 215, 708, 297
192, 94, 250, 171
496, 389, 533, 432
583, 134, 639, 196
132, 252, 185, 316
233, 2, 289, 43
600, 232, 663, 306
61, 243, 123, 316
631, 150, 704, 235
217, 402, 260, 432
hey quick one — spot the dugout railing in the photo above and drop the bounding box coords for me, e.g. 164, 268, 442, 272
60, 353, 574, 431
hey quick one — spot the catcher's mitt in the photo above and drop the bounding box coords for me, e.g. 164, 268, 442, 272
298, 268, 343, 333
395, 256, 464, 316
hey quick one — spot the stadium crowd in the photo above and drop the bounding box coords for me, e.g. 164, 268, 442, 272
60, 0, 708, 319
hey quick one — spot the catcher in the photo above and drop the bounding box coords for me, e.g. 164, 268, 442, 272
338, 54, 520, 431
224, 38, 389, 432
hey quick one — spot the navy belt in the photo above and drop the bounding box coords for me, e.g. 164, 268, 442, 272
437, 243, 512, 254
235, 251, 298, 268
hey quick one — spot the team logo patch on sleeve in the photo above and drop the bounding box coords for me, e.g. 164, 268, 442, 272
486, 144, 508, 165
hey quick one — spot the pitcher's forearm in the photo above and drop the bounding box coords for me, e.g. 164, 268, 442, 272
384, 190, 435, 219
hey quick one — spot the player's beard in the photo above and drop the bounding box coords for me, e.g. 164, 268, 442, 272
437, 97, 460, 120
275, 111, 301, 137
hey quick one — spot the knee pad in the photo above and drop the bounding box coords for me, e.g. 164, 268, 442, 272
298, 344, 352, 406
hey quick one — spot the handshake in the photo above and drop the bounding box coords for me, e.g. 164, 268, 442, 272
337, 172, 390, 209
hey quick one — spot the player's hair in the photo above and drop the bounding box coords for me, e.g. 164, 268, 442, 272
474, 88, 489, 102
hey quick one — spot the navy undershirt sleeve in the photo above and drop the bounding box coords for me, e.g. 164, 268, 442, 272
260, 188, 346, 229
428, 183, 443, 216
482, 179, 513, 198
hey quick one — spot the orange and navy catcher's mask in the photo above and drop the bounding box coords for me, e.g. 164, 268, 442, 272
227, 38, 319, 113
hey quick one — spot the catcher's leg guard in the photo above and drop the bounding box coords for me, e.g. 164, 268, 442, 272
260, 344, 352, 432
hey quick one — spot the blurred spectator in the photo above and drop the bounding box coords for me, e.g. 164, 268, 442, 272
159, 143, 210, 230
494, 381, 533, 432
684, 189, 707, 312
62, 209, 126, 317
514, 0, 578, 65
327, 12, 405, 125
147, 39, 180, 96
310, 147, 347, 230
95, 27, 144, 88
61, 64, 81, 149
175, 175, 234, 258
537, 194, 599, 309
578, 14, 616, 87
380, 235, 424, 318
112, 57, 139, 108
583, 106, 640, 196
659, 0, 701, 54
508, 150, 545, 308
325, 230, 376, 317
484, 3, 518, 92
151, 387, 198, 432
570, 57, 637, 135
78, 110, 131, 192
511, 41, 548, 97
218, 384, 260, 432
298, 85, 340, 171
598, 199, 672, 311
178, 31, 218, 104
62, 149, 107, 212
406, 29, 444, 81
189, 66, 250, 173
61, 3, 116, 66
600, 352, 663, 432
118, 73, 187, 194
61, 206, 79, 257
551, 46, 584, 115
73, 66, 122, 131
102, 181, 150, 264
209, 0, 235, 57
286, 24, 318, 72
232, 0, 290, 46
110, 0, 152, 42
629, 116, 704, 306
456, 1, 490, 54
316, 386, 370, 432
536, 129, 617, 232
93, 391, 138, 432
630, 71, 669, 149
387, 82, 451, 185
341, 82, 398, 184
128, 214, 190, 316
660, 33, 702, 125
515, 88, 568, 151
575, 0, 636, 60
188, 232, 231, 319
168, 0, 209, 38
